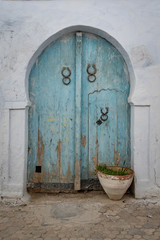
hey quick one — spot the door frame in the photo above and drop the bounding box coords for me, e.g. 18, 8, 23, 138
25, 25, 136, 192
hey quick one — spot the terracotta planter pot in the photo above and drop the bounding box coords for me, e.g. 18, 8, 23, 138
97, 166, 134, 200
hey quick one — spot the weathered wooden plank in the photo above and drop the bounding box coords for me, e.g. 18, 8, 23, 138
74, 32, 82, 190
88, 90, 130, 178
28, 33, 76, 184
81, 33, 130, 180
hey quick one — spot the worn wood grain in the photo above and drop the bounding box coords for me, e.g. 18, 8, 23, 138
74, 32, 82, 190
28, 32, 130, 190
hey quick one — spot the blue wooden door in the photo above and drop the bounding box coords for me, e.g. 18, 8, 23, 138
28, 32, 130, 190
28, 33, 76, 189
81, 33, 130, 182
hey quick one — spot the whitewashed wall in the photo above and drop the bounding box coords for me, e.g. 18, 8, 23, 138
0, 0, 160, 199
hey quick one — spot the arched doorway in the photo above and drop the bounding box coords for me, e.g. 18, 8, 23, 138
27, 31, 130, 191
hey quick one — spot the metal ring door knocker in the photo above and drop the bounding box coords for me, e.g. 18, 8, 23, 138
100, 107, 109, 121
61, 67, 71, 85
96, 107, 109, 126
87, 64, 97, 82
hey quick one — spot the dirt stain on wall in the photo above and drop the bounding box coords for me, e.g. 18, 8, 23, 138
61, 163, 71, 182
114, 113, 121, 166
74, 160, 81, 190
37, 130, 44, 166
56, 140, 62, 178
81, 135, 86, 147
92, 130, 99, 169
33, 130, 44, 183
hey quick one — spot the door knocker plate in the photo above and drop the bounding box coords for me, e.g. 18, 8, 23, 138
96, 107, 109, 125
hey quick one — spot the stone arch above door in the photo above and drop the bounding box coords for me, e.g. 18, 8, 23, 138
25, 26, 135, 105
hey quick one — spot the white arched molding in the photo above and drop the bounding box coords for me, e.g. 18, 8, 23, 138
24, 26, 153, 199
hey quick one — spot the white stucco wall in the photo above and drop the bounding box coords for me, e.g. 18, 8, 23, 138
0, 0, 160, 199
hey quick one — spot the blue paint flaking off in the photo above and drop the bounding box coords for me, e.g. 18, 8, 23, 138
28, 32, 130, 188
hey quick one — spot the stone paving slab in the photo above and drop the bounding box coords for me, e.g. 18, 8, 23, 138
0, 191, 160, 240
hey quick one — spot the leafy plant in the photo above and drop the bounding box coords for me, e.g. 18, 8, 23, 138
96, 164, 129, 176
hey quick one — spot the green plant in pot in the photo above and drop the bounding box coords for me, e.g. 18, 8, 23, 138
96, 160, 134, 200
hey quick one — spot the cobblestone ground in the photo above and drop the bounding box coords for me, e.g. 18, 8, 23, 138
0, 191, 160, 240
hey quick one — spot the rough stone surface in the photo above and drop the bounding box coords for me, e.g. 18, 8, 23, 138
0, 192, 160, 240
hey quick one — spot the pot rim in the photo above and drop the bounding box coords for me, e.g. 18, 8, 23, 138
97, 166, 134, 180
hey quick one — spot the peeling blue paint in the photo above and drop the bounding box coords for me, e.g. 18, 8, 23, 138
28, 32, 130, 189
